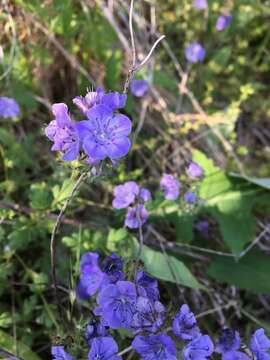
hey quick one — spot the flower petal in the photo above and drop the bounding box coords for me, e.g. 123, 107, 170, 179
52, 103, 71, 127
107, 137, 131, 159
83, 137, 107, 160
108, 114, 132, 137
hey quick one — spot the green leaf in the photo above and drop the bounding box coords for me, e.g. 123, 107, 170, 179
175, 210, 195, 243
0, 329, 42, 360
208, 250, 270, 294
52, 178, 75, 208
230, 173, 270, 190
29, 182, 53, 210
140, 246, 202, 289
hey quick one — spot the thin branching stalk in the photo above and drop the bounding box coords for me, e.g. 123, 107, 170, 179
50, 172, 87, 314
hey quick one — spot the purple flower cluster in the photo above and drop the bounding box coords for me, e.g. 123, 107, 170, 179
192, 0, 208, 10
130, 79, 149, 97
45, 88, 132, 164
160, 174, 181, 201
112, 181, 151, 229
216, 14, 232, 32
0, 97, 20, 118
52, 252, 270, 360
185, 43, 205, 63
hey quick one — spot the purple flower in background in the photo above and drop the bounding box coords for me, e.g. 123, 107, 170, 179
182, 334, 214, 360
185, 43, 205, 63
160, 174, 180, 201
77, 105, 132, 163
73, 87, 127, 115
216, 329, 241, 354
187, 161, 204, 178
184, 192, 197, 203
102, 253, 125, 284
172, 304, 200, 341
112, 181, 139, 209
192, 0, 208, 10
85, 319, 108, 346
250, 329, 270, 360
0, 97, 20, 118
136, 271, 160, 302
133, 296, 165, 333
132, 334, 177, 360
216, 14, 232, 31
51, 346, 74, 360
45, 103, 80, 161
195, 220, 210, 239
125, 204, 148, 229
97, 281, 137, 329
140, 188, 152, 202
76, 252, 105, 300
88, 337, 122, 360
130, 79, 149, 97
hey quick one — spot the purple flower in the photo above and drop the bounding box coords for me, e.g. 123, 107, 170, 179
192, 0, 208, 9
76, 252, 105, 300
182, 334, 214, 360
250, 329, 270, 360
125, 204, 148, 229
184, 192, 197, 203
222, 351, 250, 360
185, 43, 205, 63
132, 296, 165, 333
160, 174, 180, 201
140, 188, 152, 202
85, 319, 108, 346
45, 103, 80, 161
102, 253, 125, 284
51, 346, 74, 360
97, 281, 137, 329
73, 87, 127, 115
77, 105, 132, 163
132, 334, 177, 360
216, 329, 241, 354
187, 161, 204, 178
172, 304, 200, 341
130, 79, 149, 97
0, 97, 20, 118
216, 15, 232, 31
195, 220, 210, 239
88, 337, 122, 360
136, 271, 160, 302
112, 181, 139, 209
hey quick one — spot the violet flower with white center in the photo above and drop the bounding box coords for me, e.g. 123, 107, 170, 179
185, 43, 205, 63
216, 14, 232, 32
132, 296, 165, 333
96, 281, 137, 329
45, 103, 80, 161
125, 204, 148, 229
182, 334, 214, 360
0, 97, 20, 118
112, 181, 140, 209
88, 336, 122, 360
73, 87, 127, 115
160, 173, 180, 201
76, 105, 132, 163
132, 333, 177, 360
130, 79, 149, 97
